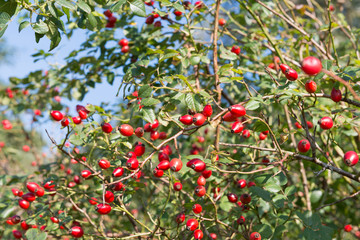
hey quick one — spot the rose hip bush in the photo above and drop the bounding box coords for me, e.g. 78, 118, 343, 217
1, 0, 360, 239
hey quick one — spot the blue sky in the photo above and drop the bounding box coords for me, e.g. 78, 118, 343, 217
0, 18, 123, 146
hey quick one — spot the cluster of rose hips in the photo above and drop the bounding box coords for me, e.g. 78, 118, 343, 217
104, 10, 117, 28
118, 38, 129, 53
270, 56, 360, 167
2, 119, 12, 130
50, 104, 90, 126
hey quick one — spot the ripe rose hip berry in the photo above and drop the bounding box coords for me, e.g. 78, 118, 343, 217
144, 123, 152, 132
18, 199, 30, 209
157, 160, 170, 171
307, 121, 313, 129
72, 116, 82, 124
21, 220, 30, 230
101, 123, 113, 133
344, 224, 352, 232
237, 215, 246, 224
285, 68, 298, 81
174, 10, 182, 16
158, 152, 170, 162
343, 151, 359, 167
36, 187, 45, 197
96, 203, 112, 214
173, 182, 183, 191
242, 129, 250, 138
135, 127, 144, 137
193, 113, 206, 126
61, 118, 69, 127
179, 114, 193, 125
50, 110, 63, 121
298, 139, 310, 153
210, 233, 217, 239
202, 169, 212, 178
10, 215, 21, 224
159, 132, 167, 139
237, 179, 247, 188
194, 185, 206, 197
231, 121, 244, 134
194, 229, 203, 239
301, 56, 322, 76
70, 226, 84, 238
170, 158, 183, 172
98, 159, 110, 169
12, 230, 22, 239
150, 131, 160, 141
176, 212, 185, 224
231, 45, 241, 55
121, 45, 130, 53
222, 112, 238, 122
153, 168, 164, 177
78, 110, 87, 119
250, 232, 261, 240
118, 38, 128, 46
197, 175, 206, 186
105, 191, 115, 203
229, 104, 246, 117
295, 122, 302, 129
119, 124, 134, 136
27, 182, 40, 193
134, 142, 145, 156
227, 193, 238, 203
126, 157, 139, 170
279, 64, 290, 74
319, 117, 333, 130
202, 104, 213, 117
186, 218, 199, 231
259, 132, 267, 140
240, 193, 251, 204
81, 170, 92, 178
219, 18, 226, 26
191, 159, 206, 172
331, 88, 342, 102
305, 80, 317, 93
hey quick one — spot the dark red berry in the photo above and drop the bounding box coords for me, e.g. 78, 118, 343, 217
331, 88, 342, 102
153, 168, 164, 177
126, 157, 139, 170
191, 159, 206, 172
237, 216, 246, 224
102, 123, 113, 133
150, 131, 160, 141
202, 104, 213, 117
18, 199, 30, 209
70, 226, 84, 238
193, 113, 206, 126
250, 232, 261, 240
176, 212, 185, 223
194, 185, 206, 197
227, 193, 238, 203
135, 127, 144, 137
112, 167, 124, 177
96, 203, 112, 215
194, 229, 203, 239
81, 170, 92, 178
240, 193, 251, 204
237, 179, 247, 188
105, 191, 114, 203
170, 158, 183, 172
231, 46, 241, 55
173, 182, 182, 191
231, 121, 244, 133
157, 160, 170, 170
222, 112, 238, 122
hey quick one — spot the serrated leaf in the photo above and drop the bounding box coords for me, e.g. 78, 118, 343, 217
250, 186, 272, 202
77, 0, 91, 13
285, 185, 296, 196
129, 0, 146, 17
141, 98, 160, 106
110, 0, 126, 12
56, 0, 75, 10
138, 85, 152, 98
142, 107, 156, 123
264, 182, 281, 193
26, 229, 47, 240
253, 120, 268, 132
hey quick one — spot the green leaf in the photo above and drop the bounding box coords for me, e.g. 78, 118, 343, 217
0, 1, 17, 17
19, 21, 30, 32
32, 21, 49, 34
264, 182, 281, 193
0, 12, 10, 25
284, 185, 296, 196
110, 0, 126, 12
77, 0, 91, 13
129, 0, 146, 17
56, 0, 76, 10
25, 229, 47, 240
142, 107, 156, 123
310, 190, 323, 203
253, 120, 268, 132
141, 98, 160, 106
219, 194, 233, 211
87, 12, 97, 28
138, 85, 152, 98
250, 186, 272, 202
246, 99, 260, 110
